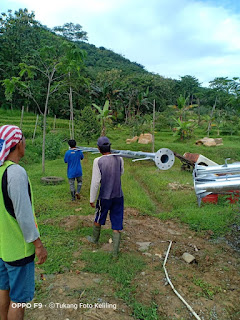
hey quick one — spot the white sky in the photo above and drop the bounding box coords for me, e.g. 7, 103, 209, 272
2, 0, 240, 86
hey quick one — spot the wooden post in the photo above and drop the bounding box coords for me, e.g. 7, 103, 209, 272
32, 114, 39, 143
53, 115, 56, 130
197, 98, 201, 125
20, 106, 24, 129
207, 96, 217, 137
69, 120, 72, 139
69, 85, 74, 139
152, 99, 155, 153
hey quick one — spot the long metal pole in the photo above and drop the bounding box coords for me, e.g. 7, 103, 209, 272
193, 159, 240, 205
77, 146, 175, 170
194, 162, 240, 177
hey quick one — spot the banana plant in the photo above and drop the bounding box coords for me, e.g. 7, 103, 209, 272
173, 118, 196, 140
92, 100, 113, 136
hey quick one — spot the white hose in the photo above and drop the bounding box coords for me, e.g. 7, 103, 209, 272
163, 241, 202, 320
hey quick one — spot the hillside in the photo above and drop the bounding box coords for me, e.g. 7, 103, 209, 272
77, 42, 147, 75
0, 8, 239, 125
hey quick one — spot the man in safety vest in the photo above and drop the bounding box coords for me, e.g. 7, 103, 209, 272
0, 125, 47, 320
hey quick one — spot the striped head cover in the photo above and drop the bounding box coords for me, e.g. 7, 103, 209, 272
0, 125, 23, 166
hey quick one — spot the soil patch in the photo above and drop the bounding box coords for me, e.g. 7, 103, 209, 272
27, 208, 240, 320
225, 224, 240, 252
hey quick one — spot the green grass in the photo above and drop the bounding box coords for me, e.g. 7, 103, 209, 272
38, 224, 80, 274
81, 251, 145, 285
81, 250, 163, 319
3, 111, 240, 319
17, 121, 239, 284
26, 153, 239, 237
21, 123, 240, 236
193, 276, 222, 299
122, 163, 156, 213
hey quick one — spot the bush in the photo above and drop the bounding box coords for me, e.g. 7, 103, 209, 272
75, 106, 101, 144
128, 115, 152, 137
155, 111, 176, 131
22, 128, 36, 139
220, 126, 238, 136
34, 133, 63, 160
21, 142, 41, 164
155, 113, 171, 130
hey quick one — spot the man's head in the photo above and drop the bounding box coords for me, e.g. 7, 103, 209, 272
97, 136, 111, 154
68, 139, 76, 148
0, 125, 24, 166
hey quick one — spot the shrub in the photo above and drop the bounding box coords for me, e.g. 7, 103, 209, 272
34, 133, 63, 160
76, 106, 101, 144
220, 125, 238, 136
22, 128, 35, 139
128, 115, 152, 137
21, 141, 41, 164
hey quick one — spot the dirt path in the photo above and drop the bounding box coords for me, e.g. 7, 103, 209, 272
27, 209, 240, 320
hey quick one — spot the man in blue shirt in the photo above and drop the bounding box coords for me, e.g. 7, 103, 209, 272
64, 140, 84, 201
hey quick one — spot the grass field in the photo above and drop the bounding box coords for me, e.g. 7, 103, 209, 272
1, 111, 240, 319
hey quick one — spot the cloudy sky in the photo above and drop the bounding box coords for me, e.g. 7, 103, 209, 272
2, 0, 240, 86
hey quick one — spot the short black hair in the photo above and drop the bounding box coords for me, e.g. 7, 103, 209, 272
68, 139, 76, 148
99, 144, 111, 154
9, 145, 17, 153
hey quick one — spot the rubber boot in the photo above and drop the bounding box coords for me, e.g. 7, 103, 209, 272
86, 225, 101, 244
71, 191, 76, 201
112, 232, 121, 257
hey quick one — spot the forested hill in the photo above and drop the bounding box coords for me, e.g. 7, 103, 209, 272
0, 8, 239, 123
77, 42, 146, 75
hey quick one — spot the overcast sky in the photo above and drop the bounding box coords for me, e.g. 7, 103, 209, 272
2, 0, 240, 86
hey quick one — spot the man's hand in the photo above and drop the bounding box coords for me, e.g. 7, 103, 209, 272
33, 238, 48, 265
90, 202, 95, 208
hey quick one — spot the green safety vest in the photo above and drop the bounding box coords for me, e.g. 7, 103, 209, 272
0, 160, 38, 262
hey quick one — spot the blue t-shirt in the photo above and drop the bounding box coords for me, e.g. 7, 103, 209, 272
64, 149, 84, 179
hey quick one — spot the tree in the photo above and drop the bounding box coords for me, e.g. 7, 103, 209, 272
0, 9, 41, 77
206, 97, 217, 137
29, 46, 62, 173
209, 77, 234, 110
0, 9, 44, 110
213, 77, 240, 110
2, 41, 86, 173
176, 75, 201, 105
90, 69, 123, 120
52, 23, 88, 41
209, 77, 231, 93
57, 41, 87, 139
